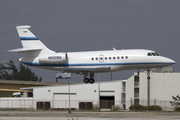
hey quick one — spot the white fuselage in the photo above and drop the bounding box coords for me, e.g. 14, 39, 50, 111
20, 49, 175, 73
9, 25, 176, 83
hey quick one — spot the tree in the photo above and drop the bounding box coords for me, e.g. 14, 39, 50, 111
169, 95, 180, 110
0, 60, 42, 81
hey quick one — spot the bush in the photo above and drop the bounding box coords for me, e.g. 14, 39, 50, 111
129, 104, 145, 111
112, 106, 119, 111
129, 104, 162, 111
148, 105, 162, 111
175, 107, 180, 111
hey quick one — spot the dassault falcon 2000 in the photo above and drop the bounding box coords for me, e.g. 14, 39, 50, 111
9, 26, 175, 84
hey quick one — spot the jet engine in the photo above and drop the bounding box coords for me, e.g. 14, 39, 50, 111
38, 53, 68, 64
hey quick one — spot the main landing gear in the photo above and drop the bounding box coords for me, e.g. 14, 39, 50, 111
83, 72, 94, 84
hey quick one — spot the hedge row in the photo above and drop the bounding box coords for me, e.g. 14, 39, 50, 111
175, 107, 180, 111
129, 104, 162, 111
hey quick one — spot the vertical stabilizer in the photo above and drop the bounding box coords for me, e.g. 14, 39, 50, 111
16, 25, 55, 55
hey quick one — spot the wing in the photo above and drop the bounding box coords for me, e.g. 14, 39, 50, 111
63, 66, 111, 74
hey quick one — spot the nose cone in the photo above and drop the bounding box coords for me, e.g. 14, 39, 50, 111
167, 58, 175, 65
164, 57, 175, 66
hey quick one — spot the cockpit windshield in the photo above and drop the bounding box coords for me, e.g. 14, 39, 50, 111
154, 52, 159, 56
148, 53, 152, 56
147, 52, 160, 56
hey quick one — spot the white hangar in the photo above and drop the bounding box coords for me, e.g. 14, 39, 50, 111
20, 70, 180, 111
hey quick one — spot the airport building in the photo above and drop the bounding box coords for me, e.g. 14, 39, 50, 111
0, 68, 179, 111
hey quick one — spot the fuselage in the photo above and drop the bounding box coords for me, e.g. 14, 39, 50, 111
9, 25, 176, 83
20, 49, 175, 73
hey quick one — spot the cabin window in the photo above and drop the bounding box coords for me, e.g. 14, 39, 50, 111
121, 56, 124, 59
105, 57, 107, 60
117, 56, 120, 59
113, 57, 116, 60
126, 56, 128, 59
91, 58, 94, 60
96, 57, 98, 60
109, 57, 111, 60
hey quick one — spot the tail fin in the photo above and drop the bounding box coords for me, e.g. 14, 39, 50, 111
9, 26, 55, 55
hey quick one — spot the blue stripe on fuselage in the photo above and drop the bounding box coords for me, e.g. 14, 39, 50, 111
20, 37, 39, 40
20, 61, 172, 67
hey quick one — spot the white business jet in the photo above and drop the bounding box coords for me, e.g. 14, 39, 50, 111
9, 26, 175, 84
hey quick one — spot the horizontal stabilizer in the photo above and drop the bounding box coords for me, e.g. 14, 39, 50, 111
8, 47, 42, 52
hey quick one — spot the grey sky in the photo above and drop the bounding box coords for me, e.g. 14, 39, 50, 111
0, 1, 179, 83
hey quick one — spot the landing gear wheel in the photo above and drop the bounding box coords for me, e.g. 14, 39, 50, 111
89, 79, 94, 84
84, 78, 89, 84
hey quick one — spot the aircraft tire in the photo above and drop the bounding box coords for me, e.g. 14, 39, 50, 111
89, 79, 94, 84
84, 78, 89, 84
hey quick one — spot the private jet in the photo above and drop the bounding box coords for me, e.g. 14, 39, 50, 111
9, 26, 175, 84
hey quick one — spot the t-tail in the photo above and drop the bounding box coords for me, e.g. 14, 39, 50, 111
8, 26, 55, 63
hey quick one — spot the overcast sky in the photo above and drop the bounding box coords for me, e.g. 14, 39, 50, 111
0, 1, 179, 83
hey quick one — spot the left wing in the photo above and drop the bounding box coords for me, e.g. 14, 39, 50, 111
63, 66, 111, 74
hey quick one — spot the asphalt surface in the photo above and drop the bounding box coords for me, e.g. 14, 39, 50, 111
0, 111, 180, 120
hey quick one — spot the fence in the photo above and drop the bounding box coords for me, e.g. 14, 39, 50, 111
0, 98, 175, 111
0, 98, 33, 110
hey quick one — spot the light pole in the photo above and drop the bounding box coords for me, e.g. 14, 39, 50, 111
98, 73, 100, 111
56, 73, 71, 114
147, 69, 150, 107
67, 79, 71, 114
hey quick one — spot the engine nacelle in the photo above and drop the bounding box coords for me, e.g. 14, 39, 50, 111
38, 53, 68, 64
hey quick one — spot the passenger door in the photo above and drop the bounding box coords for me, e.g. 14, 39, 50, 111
99, 55, 104, 63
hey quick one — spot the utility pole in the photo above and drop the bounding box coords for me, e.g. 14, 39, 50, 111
67, 79, 71, 114
147, 69, 150, 107
56, 73, 71, 114
98, 73, 100, 111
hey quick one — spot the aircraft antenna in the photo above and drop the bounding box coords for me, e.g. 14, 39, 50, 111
113, 47, 116, 51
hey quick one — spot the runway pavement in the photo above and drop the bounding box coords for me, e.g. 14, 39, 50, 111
0, 111, 180, 120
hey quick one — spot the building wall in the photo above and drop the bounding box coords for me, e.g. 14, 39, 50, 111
125, 72, 180, 110
125, 75, 134, 108
139, 73, 180, 101
33, 72, 180, 110
0, 72, 179, 111
33, 80, 123, 109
